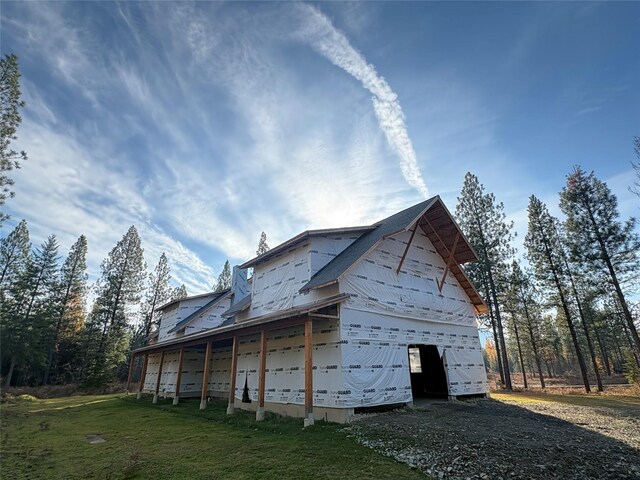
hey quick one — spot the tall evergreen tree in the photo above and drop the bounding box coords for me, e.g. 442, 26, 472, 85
560, 166, 640, 355
214, 260, 232, 292
171, 284, 188, 300
83, 226, 145, 385
0, 54, 28, 225
140, 253, 172, 338
256, 232, 270, 256
508, 262, 545, 388
43, 235, 88, 385
2, 235, 59, 388
456, 172, 514, 390
0, 219, 30, 289
525, 195, 591, 392
630, 137, 640, 199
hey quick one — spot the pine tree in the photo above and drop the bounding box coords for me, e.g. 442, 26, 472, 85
456, 172, 514, 390
0, 219, 30, 289
83, 226, 146, 385
630, 137, 640, 198
2, 235, 59, 388
171, 284, 188, 300
560, 166, 640, 356
43, 235, 88, 385
508, 262, 546, 388
256, 232, 270, 256
525, 195, 591, 392
0, 54, 28, 226
214, 260, 232, 292
140, 253, 172, 338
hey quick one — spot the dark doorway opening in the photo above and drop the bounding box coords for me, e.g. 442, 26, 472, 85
408, 344, 448, 399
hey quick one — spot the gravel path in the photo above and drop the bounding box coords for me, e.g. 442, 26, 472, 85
345, 395, 640, 480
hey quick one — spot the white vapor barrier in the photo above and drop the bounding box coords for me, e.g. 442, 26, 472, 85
341, 229, 477, 327
158, 295, 217, 342
144, 349, 205, 397
184, 296, 232, 336
247, 234, 360, 319
249, 245, 310, 316
309, 234, 361, 276
231, 321, 346, 407
340, 308, 488, 398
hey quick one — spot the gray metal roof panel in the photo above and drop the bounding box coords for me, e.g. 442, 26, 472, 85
300, 196, 438, 292
221, 294, 251, 318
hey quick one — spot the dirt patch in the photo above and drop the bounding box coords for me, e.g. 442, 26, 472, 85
345, 396, 640, 479
85, 434, 106, 444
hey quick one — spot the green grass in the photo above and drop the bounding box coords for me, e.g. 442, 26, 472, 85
0, 394, 426, 479
492, 391, 640, 410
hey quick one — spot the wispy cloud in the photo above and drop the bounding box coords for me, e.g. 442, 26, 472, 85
294, 4, 430, 199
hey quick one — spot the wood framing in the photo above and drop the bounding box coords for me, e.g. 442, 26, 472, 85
137, 354, 149, 398
126, 353, 136, 392
173, 346, 184, 404
304, 317, 313, 420
153, 350, 165, 403
258, 330, 267, 411
227, 335, 239, 414
396, 221, 419, 274
437, 231, 460, 292
199, 341, 212, 410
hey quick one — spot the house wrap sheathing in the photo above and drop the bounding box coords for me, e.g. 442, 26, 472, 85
131, 196, 489, 424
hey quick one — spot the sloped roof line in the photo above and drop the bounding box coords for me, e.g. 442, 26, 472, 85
221, 294, 251, 318
239, 226, 375, 269
167, 289, 231, 334
299, 196, 439, 293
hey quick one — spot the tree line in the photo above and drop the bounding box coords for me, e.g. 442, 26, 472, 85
457, 156, 640, 392
0, 223, 268, 389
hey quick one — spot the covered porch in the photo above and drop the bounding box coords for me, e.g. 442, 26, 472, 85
128, 294, 348, 426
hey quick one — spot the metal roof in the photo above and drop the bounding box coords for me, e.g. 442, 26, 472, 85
239, 226, 375, 269
221, 294, 251, 318
299, 196, 487, 314
132, 293, 350, 354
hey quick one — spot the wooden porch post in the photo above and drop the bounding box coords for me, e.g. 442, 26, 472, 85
256, 329, 267, 421
126, 353, 136, 393
153, 350, 165, 404
227, 336, 239, 415
200, 340, 212, 410
137, 353, 149, 399
173, 346, 185, 405
304, 317, 314, 427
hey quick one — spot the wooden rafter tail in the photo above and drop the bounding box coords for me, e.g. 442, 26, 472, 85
396, 221, 419, 274
437, 231, 460, 293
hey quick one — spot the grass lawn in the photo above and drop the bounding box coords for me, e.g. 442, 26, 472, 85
0, 394, 426, 480
491, 391, 640, 410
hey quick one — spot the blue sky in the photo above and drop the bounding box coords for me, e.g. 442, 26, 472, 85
1, 2, 638, 294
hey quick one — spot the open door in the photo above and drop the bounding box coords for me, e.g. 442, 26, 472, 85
408, 344, 448, 399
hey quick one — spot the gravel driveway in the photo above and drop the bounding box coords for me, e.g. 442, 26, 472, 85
345, 394, 640, 480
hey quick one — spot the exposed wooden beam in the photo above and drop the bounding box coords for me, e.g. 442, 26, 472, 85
199, 340, 212, 410
308, 313, 339, 320
126, 353, 136, 393
304, 317, 314, 427
256, 329, 267, 421
137, 353, 149, 399
437, 232, 460, 292
173, 346, 184, 405
153, 350, 165, 403
396, 221, 419, 274
227, 336, 239, 415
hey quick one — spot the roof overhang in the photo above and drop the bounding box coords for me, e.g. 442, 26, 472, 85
131, 293, 350, 355
240, 226, 375, 269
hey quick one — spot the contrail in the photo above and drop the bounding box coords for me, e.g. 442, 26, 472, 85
295, 4, 429, 198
